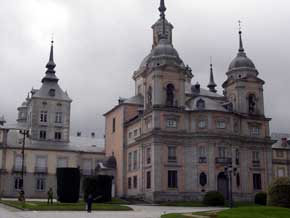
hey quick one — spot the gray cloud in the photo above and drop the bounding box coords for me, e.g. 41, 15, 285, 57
1, 0, 289, 137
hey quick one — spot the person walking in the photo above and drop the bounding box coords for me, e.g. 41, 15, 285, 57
47, 188, 53, 205
86, 194, 93, 213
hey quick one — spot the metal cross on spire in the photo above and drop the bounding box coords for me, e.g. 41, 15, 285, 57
159, 0, 166, 19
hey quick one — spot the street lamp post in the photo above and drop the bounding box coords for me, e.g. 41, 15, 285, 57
224, 164, 237, 208
19, 129, 29, 201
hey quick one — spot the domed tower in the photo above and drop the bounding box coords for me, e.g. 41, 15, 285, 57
223, 25, 265, 116
133, 0, 192, 110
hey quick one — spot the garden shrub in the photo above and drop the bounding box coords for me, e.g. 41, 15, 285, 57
203, 191, 225, 206
268, 177, 290, 208
56, 168, 80, 203
254, 192, 267, 205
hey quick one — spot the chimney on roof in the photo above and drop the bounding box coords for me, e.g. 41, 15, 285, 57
282, 138, 288, 147
77, 132, 81, 137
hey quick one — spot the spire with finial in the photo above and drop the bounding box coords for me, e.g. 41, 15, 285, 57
159, 0, 167, 39
238, 20, 244, 52
42, 36, 59, 83
207, 57, 217, 93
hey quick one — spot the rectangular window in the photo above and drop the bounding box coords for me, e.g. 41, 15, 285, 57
145, 118, 152, 129
278, 168, 286, 177
55, 132, 62, 141
134, 129, 138, 137
128, 132, 132, 139
168, 170, 178, 188
55, 112, 62, 123
146, 147, 151, 164
39, 130, 46, 140
133, 150, 138, 170
57, 158, 68, 168
251, 127, 260, 136
218, 147, 226, 158
198, 146, 207, 163
128, 152, 132, 171
35, 156, 47, 173
146, 171, 151, 189
166, 119, 177, 128
133, 176, 138, 189
128, 177, 132, 189
253, 173, 262, 190
36, 178, 46, 191
236, 149, 240, 165
14, 177, 23, 190
14, 154, 23, 171
216, 120, 226, 129
40, 111, 48, 123
168, 146, 177, 162
112, 118, 116, 133
82, 159, 92, 175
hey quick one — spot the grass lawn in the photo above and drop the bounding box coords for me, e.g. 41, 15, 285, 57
0, 199, 132, 211
161, 206, 290, 218
218, 206, 290, 218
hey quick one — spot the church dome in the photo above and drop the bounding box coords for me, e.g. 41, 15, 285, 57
152, 38, 179, 58
228, 52, 255, 71
139, 53, 152, 69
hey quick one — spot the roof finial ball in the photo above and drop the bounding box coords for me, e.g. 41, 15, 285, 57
51, 33, 54, 45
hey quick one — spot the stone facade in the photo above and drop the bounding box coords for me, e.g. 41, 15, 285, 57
104, 1, 274, 202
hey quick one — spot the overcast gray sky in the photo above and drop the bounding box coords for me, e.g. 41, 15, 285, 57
1, 0, 289, 137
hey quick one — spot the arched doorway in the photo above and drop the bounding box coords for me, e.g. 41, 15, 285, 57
217, 172, 229, 200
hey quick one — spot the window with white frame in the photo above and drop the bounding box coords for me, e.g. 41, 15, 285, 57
276, 150, 284, 158
168, 146, 177, 162
39, 130, 46, 140
128, 132, 132, 139
40, 111, 48, 123
166, 119, 177, 128
216, 120, 226, 129
198, 119, 206, 129
145, 118, 152, 129
250, 126, 260, 136
252, 151, 260, 161
14, 177, 23, 190
128, 152, 132, 171
36, 178, 46, 191
35, 156, 47, 172
57, 158, 68, 168
133, 150, 138, 170
218, 147, 227, 158
55, 132, 62, 141
134, 129, 138, 137
82, 159, 92, 175
14, 154, 23, 171
278, 168, 286, 177
55, 112, 62, 123
198, 146, 207, 163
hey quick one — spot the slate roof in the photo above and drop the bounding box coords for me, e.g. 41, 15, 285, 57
4, 129, 104, 153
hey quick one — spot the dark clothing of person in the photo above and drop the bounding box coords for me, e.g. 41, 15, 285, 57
47, 188, 53, 205
87, 195, 93, 213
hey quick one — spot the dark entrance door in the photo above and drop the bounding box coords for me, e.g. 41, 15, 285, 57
217, 172, 229, 200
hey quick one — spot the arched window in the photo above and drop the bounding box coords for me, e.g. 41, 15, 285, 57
147, 86, 152, 107
196, 99, 205, 110
199, 172, 207, 187
248, 94, 256, 113
166, 84, 175, 107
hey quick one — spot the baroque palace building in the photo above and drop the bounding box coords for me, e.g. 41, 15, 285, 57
0, 41, 114, 198
104, 0, 275, 202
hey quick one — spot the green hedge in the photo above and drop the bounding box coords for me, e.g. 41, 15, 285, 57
268, 177, 290, 208
203, 191, 225, 206
254, 192, 267, 205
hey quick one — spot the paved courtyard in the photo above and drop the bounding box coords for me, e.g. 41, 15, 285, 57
0, 204, 225, 218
